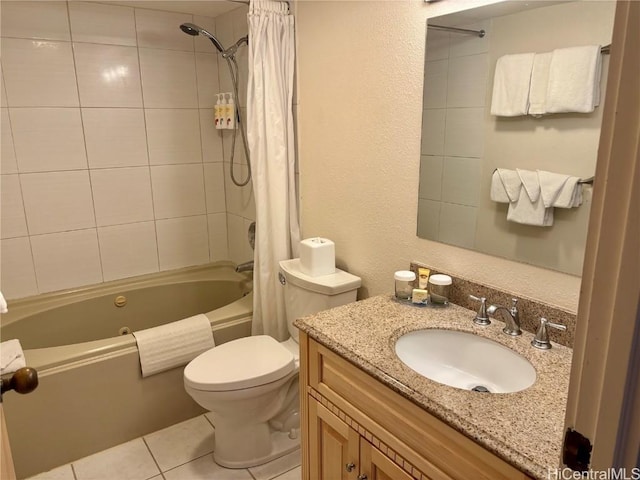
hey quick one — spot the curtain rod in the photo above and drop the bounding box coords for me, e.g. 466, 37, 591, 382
428, 24, 486, 38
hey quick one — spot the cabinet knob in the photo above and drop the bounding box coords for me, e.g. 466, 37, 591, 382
345, 462, 356, 472
357, 475, 368, 480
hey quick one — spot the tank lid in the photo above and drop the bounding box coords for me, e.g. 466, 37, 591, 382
279, 259, 361, 295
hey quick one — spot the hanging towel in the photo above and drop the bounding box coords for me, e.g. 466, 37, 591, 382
517, 169, 541, 203
554, 176, 583, 208
490, 53, 535, 117
1, 339, 26, 376
133, 314, 214, 378
0, 290, 8, 314
528, 52, 552, 116
507, 189, 554, 226
545, 45, 602, 113
491, 168, 522, 203
538, 170, 571, 208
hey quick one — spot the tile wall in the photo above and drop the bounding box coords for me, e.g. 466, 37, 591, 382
417, 21, 489, 249
0, 1, 255, 300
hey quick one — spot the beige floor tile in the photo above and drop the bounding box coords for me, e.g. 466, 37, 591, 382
72, 438, 159, 480
26, 464, 75, 480
272, 466, 301, 480
248, 449, 301, 480
163, 455, 253, 480
144, 415, 214, 472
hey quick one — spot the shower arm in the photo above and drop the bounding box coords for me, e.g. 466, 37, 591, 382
222, 36, 249, 59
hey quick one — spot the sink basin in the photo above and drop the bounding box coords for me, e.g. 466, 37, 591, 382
395, 329, 536, 393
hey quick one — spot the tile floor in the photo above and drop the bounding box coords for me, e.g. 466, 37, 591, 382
26, 413, 301, 480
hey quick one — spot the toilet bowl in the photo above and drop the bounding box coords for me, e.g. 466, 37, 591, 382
184, 258, 361, 468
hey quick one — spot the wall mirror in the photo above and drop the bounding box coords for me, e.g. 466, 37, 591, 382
417, 0, 616, 276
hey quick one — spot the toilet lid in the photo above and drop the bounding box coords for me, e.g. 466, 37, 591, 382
184, 335, 295, 392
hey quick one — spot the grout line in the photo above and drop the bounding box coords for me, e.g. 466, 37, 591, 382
141, 436, 163, 477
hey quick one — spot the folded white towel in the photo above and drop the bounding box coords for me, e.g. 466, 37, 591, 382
528, 52, 552, 116
546, 45, 602, 113
0, 290, 8, 314
554, 176, 583, 208
133, 314, 214, 378
491, 168, 522, 203
1, 339, 26, 376
517, 169, 541, 203
507, 188, 554, 227
490, 53, 535, 117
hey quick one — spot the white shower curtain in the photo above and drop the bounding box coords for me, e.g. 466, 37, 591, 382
247, 0, 300, 340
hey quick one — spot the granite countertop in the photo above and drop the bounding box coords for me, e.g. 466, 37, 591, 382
294, 294, 573, 480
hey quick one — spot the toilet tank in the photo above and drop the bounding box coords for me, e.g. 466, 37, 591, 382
279, 259, 361, 341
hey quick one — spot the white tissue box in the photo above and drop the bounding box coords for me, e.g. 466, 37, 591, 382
299, 237, 335, 277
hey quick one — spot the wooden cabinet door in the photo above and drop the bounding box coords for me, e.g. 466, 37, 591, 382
308, 398, 360, 480
360, 439, 418, 480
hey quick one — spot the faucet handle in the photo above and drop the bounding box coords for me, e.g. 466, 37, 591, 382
531, 317, 567, 350
469, 295, 490, 326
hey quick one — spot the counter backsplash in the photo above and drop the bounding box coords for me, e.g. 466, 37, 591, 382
410, 262, 577, 348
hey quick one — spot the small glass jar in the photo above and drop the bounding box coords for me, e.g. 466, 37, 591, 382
428, 274, 452, 305
394, 270, 416, 300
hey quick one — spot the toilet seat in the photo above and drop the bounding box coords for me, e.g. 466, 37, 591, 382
184, 335, 295, 392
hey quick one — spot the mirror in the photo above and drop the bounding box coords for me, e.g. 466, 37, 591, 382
417, 1, 616, 276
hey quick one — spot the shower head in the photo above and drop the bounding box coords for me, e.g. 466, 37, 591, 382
179, 23, 225, 53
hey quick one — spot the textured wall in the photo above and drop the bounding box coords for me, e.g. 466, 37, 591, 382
295, 0, 582, 312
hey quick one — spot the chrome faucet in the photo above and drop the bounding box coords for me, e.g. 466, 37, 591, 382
486, 298, 521, 336
235, 260, 254, 273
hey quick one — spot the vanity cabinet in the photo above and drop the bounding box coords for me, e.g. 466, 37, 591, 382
299, 331, 533, 480
309, 397, 413, 480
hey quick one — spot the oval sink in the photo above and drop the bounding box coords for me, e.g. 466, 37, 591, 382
395, 329, 536, 393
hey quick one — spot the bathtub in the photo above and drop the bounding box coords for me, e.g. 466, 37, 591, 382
0, 262, 253, 479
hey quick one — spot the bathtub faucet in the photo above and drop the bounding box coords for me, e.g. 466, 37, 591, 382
235, 260, 254, 273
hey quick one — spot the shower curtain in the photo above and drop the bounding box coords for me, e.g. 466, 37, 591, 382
247, 0, 300, 340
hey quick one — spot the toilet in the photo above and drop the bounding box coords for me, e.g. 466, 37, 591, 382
184, 258, 361, 468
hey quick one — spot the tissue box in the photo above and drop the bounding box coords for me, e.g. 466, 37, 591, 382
299, 238, 335, 277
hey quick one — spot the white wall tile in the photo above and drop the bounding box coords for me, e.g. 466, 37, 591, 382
1, 39, 79, 107
156, 216, 209, 271
438, 202, 478, 249
139, 49, 198, 108
192, 16, 218, 53
421, 108, 446, 156
74, 43, 143, 107
31, 229, 103, 293
1, 175, 28, 238
0, 237, 38, 300
199, 109, 224, 163
195, 53, 220, 108
417, 199, 441, 241
449, 21, 490, 58
207, 213, 228, 262
150, 164, 206, 219
145, 109, 202, 165
423, 59, 448, 109
91, 167, 154, 226
21, 171, 95, 235
10, 108, 87, 172
226, 213, 253, 265
82, 108, 149, 168
204, 163, 226, 213
1, 108, 18, 174
444, 107, 485, 158
442, 156, 482, 207
98, 222, 158, 281
425, 29, 450, 62
224, 163, 254, 219
69, 2, 137, 46
214, 11, 235, 52
446, 54, 489, 108
135, 9, 194, 52
0, 1, 70, 41
418, 155, 443, 201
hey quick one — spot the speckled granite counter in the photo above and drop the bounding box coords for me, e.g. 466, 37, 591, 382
294, 295, 573, 480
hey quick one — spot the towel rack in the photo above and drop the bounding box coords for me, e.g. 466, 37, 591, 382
601, 44, 611, 54
578, 176, 595, 185
428, 24, 486, 38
